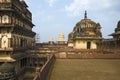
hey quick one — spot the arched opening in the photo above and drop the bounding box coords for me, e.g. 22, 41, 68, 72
0, 16, 2, 23
20, 38, 23, 47
1, 36, 8, 48
2, 15, 9, 23
87, 42, 91, 49
16, 37, 19, 47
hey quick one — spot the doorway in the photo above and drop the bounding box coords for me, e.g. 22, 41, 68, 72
87, 42, 91, 49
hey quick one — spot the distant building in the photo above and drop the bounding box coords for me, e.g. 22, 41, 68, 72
98, 20, 120, 51
57, 33, 66, 44
68, 11, 102, 49
49, 37, 54, 45
0, 0, 36, 79
110, 20, 120, 39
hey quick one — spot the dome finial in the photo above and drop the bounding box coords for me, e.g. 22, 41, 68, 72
84, 10, 87, 19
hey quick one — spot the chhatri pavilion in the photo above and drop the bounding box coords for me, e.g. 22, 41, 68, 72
68, 11, 102, 49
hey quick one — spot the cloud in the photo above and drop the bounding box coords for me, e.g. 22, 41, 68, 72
65, 0, 89, 17
65, 0, 119, 17
46, 0, 57, 7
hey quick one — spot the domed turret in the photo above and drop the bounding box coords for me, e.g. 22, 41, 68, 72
58, 33, 65, 41
71, 11, 102, 39
57, 33, 66, 44
68, 11, 102, 49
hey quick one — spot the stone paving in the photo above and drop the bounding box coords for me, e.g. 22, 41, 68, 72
48, 59, 120, 80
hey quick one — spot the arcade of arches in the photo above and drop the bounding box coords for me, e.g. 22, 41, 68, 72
0, 34, 34, 48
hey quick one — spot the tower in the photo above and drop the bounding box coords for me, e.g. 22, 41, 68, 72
110, 20, 120, 39
57, 33, 66, 45
0, 0, 36, 79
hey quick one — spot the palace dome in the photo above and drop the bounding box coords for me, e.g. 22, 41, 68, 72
68, 11, 102, 40
74, 19, 97, 30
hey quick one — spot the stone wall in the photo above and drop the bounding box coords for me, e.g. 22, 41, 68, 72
55, 53, 120, 59
33, 54, 55, 80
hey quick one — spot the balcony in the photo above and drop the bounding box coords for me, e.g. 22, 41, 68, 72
13, 47, 29, 51
0, 3, 13, 11
0, 48, 13, 51
0, 47, 28, 52
0, 23, 14, 27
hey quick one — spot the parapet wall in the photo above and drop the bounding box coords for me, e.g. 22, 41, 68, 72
33, 55, 55, 80
55, 53, 120, 59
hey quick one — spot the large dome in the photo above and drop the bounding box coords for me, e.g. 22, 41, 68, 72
74, 19, 97, 30
68, 11, 102, 40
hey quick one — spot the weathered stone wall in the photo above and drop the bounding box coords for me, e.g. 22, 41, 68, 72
55, 53, 120, 59
33, 55, 55, 80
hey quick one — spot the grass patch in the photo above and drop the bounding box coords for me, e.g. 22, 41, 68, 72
48, 59, 120, 80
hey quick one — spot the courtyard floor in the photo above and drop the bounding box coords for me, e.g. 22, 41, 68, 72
48, 59, 120, 80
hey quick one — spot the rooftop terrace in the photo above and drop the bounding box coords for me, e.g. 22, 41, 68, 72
48, 59, 120, 80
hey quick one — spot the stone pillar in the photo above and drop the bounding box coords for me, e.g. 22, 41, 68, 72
0, 39, 1, 48
8, 38, 11, 48
12, 37, 15, 48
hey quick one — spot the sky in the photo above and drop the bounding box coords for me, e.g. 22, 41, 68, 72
25, 0, 120, 42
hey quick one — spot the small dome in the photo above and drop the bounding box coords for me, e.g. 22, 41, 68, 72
74, 19, 97, 30
0, 63, 14, 72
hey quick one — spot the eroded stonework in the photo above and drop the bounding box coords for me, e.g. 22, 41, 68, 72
68, 11, 102, 49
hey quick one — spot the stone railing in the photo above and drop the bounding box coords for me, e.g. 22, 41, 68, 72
33, 54, 55, 80
0, 3, 12, 10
